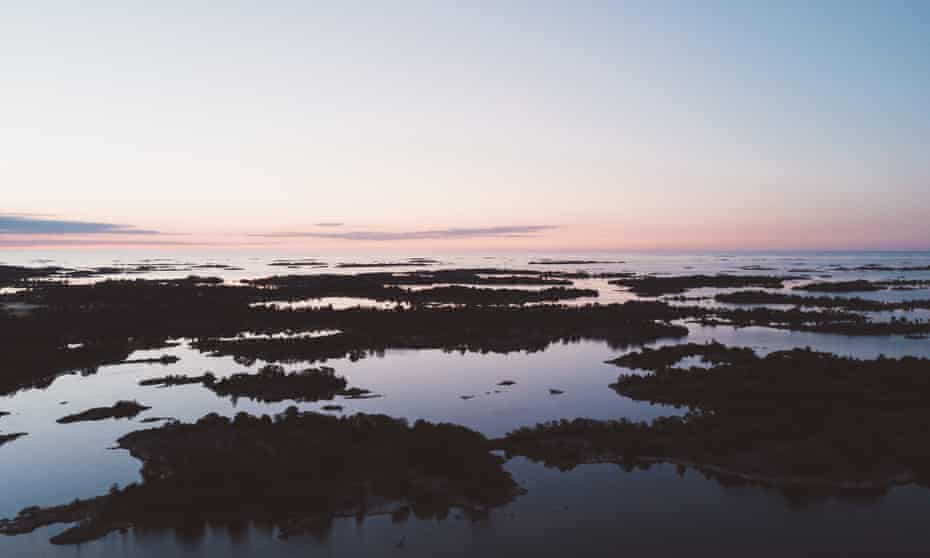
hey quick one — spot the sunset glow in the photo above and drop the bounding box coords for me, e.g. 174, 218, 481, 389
2, 1, 928, 250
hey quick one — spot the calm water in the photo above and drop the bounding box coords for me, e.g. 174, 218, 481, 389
2, 250, 930, 557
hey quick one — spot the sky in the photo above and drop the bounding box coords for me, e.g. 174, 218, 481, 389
2, 1, 929, 251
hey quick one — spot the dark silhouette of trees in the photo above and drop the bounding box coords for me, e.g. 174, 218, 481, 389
56, 401, 151, 424
3, 410, 520, 544
502, 347, 930, 496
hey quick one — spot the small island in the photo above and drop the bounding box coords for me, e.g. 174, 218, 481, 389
794, 280, 884, 293
609, 274, 800, 297
2, 409, 520, 544
57, 401, 151, 424
140, 366, 373, 403
500, 346, 930, 494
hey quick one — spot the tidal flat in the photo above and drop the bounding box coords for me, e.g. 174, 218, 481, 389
2, 251, 930, 555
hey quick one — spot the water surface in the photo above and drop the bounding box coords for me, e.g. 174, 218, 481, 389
2, 250, 930, 556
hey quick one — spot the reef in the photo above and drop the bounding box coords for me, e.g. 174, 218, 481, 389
335, 260, 437, 268
5, 266, 929, 397
191, 303, 689, 364
398, 286, 598, 305
6, 265, 925, 399
20, 262, 244, 280
248, 269, 575, 292
884, 280, 930, 290
528, 259, 622, 265
1, 410, 520, 544
609, 274, 800, 297
828, 264, 930, 272
714, 290, 930, 312
56, 401, 151, 424
794, 280, 884, 293
500, 347, 930, 494
6, 265, 925, 398
790, 279, 930, 292
1, 273, 677, 394
259, 283, 599, 306
688, 306, 930, 336
269, 259, 327, 268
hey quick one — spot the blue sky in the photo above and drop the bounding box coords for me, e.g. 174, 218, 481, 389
2, 1, 928, 249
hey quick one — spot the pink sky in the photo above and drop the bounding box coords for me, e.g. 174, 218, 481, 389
3, 3, 929, 251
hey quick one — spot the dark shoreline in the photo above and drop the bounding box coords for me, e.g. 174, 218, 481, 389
1, 410, 521, 545
499, 346, 930, 498
57, 401, 151, 424
140, 365, 376, 403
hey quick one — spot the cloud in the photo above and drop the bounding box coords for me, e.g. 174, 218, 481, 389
0, 214, 157, 235
313, 222, 344, 227
0, 238, 193, 248
258, 225, 557, 241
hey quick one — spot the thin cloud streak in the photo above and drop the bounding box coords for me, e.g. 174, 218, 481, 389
0, 238, 194, 248
0, 214, 157, 235
314, 222, 344, 227
258, 225, 557, 241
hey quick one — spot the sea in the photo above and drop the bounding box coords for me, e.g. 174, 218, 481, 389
1, 250, 929, 557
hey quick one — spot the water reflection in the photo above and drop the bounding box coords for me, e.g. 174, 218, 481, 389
0, 338, 681, 518
3, 250, 930, 556
6, 458, 930, 557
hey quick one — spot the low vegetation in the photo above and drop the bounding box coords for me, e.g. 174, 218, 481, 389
501, 347, 930, 495
2, 410, 520, 544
